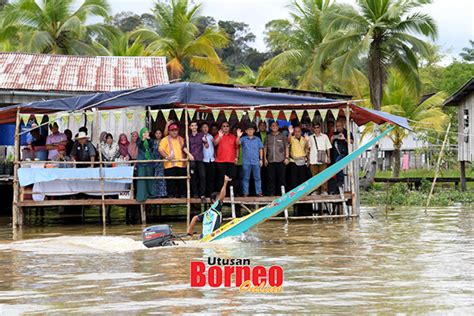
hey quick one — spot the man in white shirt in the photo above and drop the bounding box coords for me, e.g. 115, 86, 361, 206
306, 122, 332, 194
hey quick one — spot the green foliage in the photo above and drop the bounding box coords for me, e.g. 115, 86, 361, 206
109, 11, 156, 33
460, 40, 474, 62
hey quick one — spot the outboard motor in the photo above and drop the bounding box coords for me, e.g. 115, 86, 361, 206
142, 225, 174, 248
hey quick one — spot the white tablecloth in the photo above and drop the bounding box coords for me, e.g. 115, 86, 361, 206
32, 180, 130, 201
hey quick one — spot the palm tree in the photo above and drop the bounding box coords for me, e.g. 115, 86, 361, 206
132, 0, 229, 82
258, 0, 339, 91
362, 69, 448, 178
232, 65, 289, 87
321, 0, 438, 111
0, 0, 111, 55
93, 31, 146, 56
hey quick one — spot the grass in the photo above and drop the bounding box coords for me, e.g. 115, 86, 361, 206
374, 168, 474, 178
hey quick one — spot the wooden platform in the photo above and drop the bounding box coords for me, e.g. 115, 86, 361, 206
17, 193, 352, 207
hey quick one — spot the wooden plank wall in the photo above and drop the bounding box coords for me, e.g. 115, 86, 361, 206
458, 92, 474, 162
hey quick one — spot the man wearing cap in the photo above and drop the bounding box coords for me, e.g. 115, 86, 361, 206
46, 122, 68, 161
159, 123, 186, 198
70, 132, 96, 168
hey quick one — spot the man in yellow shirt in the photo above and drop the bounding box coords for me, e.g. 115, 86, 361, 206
288, 125, 309, 190
159, 123, 187, 198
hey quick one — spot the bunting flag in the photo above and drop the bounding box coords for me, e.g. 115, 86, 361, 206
126, 111, 134, 122
248, 110, 256, 122
48, 114, 57, 122
114, 111, 122, 122
294, 110, 304, 121
161, 109, 171, 120
174, 108, 183, 120
101, 112, 110, 122
86, 112, 94, 123
223, 110, 232, 121
330, 109, 340, 119
20, 114, 30, 124
138, 111, 146, 121
73, 113, 82, 124
307, 109, 316, 121
319, 109, 328, 121
150, 110, 159, 121
61, 115, 69, 126
235, 110, 244, 121
212, 109, 221, 120
187, 108, 196, 120
283, 110, 293, 121
272, 110, 280, 120
35, 114, 44, 124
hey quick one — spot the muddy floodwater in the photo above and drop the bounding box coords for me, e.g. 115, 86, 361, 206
0, 207, 473, 314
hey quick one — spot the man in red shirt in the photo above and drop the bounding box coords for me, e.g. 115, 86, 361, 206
213, 121, 239, 190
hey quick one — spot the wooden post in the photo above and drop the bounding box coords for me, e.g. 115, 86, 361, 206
352, 120, 361, 216
184, 107, 191, 228
345, 106, 356, 216
12, 107, 21, 227
230, 186, 236, 218
426, 123, 451, 211
281, 185, 288, 221
460, 161, 467, 191
98, 142, 107, 227
140, 204, 146, 224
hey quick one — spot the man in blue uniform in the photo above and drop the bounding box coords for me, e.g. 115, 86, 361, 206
187, 175, 231, 238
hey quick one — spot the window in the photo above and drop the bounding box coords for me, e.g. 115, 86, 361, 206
464, 109, 469, 143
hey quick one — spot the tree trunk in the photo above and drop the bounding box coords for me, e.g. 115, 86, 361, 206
361, 41, 385, 190
392, 144, 401, 178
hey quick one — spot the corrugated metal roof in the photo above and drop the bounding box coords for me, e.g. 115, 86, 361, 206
0, 53, 169, 92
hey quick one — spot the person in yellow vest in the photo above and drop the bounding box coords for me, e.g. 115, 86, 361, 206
287, 125, 309, 190
158, 123, 187, 198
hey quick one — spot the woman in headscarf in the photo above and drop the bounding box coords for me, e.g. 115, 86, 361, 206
100, 133, 120, 162
128, 131, 139, 160
136, 127, 155, 202
152, 129, 167, 197
99, 131, 108, 144
118, 133, 130, 160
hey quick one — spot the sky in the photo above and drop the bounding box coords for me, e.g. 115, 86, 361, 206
111, 0, 474, 64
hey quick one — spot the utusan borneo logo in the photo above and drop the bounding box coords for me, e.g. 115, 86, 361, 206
190, 257, 284, 293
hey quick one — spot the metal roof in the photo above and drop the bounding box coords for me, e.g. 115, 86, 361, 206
444, 77, 474, 106
0, 53, 169, 93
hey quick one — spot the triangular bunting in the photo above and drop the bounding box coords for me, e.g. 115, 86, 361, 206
86, 112, 94, 123
187, 108, 196, 120
174, 108, 183, 120
294, 110, 304, 121
73, 113, 82, 124
223, 110, 232, 121
113, 111, 122, 122
161, 109, 171, 120
35, 114, 44, 124
272, 110, 280, 120
235, 110, 244, 122
329, 109, 339, 120
61, 115, 69, 126
247, 110, 256, 122
138, 111, 146, 121
126, 111, 134, 122
283, 110, 293, 121
20, 114, 30, 124
48, 114, 57, 122
101, 112, 110, 122
319, 109, 328, 121
212, 109, 221, 120
307, 109, 316, 121
150, 110, 159, 121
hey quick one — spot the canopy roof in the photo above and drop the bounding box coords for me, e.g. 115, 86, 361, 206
0, 82, 411, 130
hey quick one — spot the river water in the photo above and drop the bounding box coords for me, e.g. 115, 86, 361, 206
0, 206, 472, 314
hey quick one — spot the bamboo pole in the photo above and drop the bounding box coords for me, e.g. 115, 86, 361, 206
345, 106, 356, 216
426, 123, 451, 211
184, 106, 191, 228
12, 107, 21, 227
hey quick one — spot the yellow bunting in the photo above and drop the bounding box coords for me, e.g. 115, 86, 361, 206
293, 110, 303, 121
20, 114, 30, 124
174, 108, 183, 120
126, 111, 134, 122
48, 114, 57, 122
86, 112, 94, 123
150, 110, 159, 121
138, 111, 146, 121
161, 109, 171, 120
319, 109, 328, 121
330, 109, 340, 119
271, 110, 280, 120
61, 115, 69, 126
101, 112, 110, 122
212, 109, 221, 120
113, 111, 122, 122
307, 109, 316, 121
73, 113, 82, 124
235, 110, 244, 121
187, 108, 196, 120
223, 110, 232, 121
247, 110, 256, 122
283, 110, 293, 121
35, 114, 44, 124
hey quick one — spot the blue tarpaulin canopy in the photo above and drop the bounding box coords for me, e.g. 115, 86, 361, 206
0, 82, 411, 130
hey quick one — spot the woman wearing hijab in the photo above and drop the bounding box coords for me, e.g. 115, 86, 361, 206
100, 133, 120, 162
152, 129, 167, 197
99, 131, 108, 145
128, 131, 139, 160
136, 127, 155, 202
118, 133, 130, 160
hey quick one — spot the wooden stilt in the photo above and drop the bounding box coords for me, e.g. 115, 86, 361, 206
345, 106, 356, 217
98, 143, 106, 228
140, 204, 146, 224
12, 107, 21, 228
460, 161, 467, 191
184, 106, 191, 229
230, 186, 236, 218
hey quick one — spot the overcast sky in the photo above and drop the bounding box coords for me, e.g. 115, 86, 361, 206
111, 0, 473, 63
